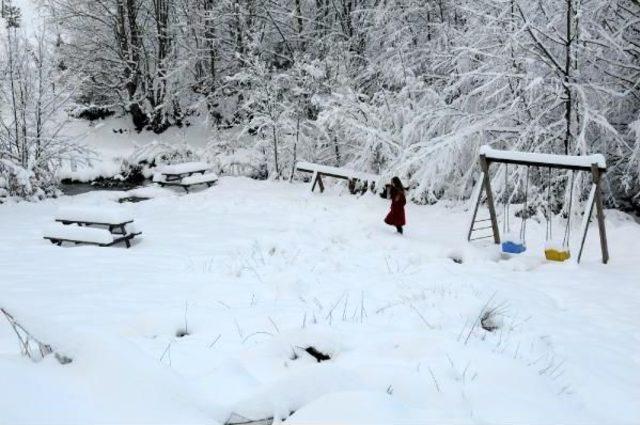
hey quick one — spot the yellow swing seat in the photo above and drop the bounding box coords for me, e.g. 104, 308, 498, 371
543, 168, 575, 263
544, 244, 571, 262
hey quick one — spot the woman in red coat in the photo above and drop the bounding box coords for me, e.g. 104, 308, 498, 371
384, 177, 406, 234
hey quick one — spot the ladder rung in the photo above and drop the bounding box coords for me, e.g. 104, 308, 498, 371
472, 225, 493, 231
470, 235, 495, 241
475, 218, 492, 222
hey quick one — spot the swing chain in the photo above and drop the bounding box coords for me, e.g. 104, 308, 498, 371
519, 166, 530, 244
502, 165, 529, 246
546, 167, 552, 242
503, 164, 510, 234
562, 171, 576, 249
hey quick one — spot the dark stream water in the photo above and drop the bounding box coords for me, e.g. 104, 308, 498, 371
59, 180, 150, 196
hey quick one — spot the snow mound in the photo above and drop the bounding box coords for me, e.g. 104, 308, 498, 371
124, 186, 177, 199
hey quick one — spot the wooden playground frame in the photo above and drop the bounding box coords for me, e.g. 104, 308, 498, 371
467, 147, 609, 264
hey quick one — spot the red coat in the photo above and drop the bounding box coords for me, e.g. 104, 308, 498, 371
384, 190, 406, 227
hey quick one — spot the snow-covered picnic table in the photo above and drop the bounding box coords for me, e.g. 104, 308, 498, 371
153, 162, 218, 193
44, 206, 141, 248
55, 206, 134, 227
156, 161, 211, 181
295, 161, 379, 194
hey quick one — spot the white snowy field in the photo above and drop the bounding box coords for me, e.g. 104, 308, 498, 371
1, 178, 639, 424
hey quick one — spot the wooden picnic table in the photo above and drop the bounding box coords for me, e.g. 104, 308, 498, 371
45, 207, 142, 248
154, 162, 218, 193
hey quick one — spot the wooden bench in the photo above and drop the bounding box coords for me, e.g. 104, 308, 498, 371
44, 207, 141, 248
153, 162, 218, 193
295, 161, 379, 194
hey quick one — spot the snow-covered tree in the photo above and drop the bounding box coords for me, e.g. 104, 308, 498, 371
43, 0, 640, 208
0, 1, 86, 199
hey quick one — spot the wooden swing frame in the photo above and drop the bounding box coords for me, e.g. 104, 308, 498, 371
467, 147, 609, 264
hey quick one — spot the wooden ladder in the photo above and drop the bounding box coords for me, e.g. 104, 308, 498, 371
467, 168, 501, 244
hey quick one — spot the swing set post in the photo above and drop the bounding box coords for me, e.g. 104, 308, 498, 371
591, 164, 609, 264
479, 154, 501, 245
576, 164, 609, 264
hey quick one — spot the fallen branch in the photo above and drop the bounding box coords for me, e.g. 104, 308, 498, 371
1, 308, 72, 365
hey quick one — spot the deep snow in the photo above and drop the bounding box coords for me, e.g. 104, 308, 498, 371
1, 177, 639, 424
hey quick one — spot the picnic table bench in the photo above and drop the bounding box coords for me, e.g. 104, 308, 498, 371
43, 206, 141, 248
153, 162, 218, 193
295, 161, 379, 194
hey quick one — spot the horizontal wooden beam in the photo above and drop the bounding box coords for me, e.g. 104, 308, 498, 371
296, 167, 353, 180
485, 157, 606, 173
295, 161, 379, 181
480, 146, 607, 172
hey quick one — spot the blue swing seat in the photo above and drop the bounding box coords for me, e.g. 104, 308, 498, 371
502, 240, 526, 254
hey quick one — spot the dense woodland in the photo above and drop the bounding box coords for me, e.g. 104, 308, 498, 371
0, 0, 639, 209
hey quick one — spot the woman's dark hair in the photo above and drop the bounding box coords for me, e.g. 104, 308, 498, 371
391, 176, 405, 193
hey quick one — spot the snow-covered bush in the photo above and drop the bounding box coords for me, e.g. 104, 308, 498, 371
67, 104, 115, 121
201, 140, 267, 179
0, 159, 59, 201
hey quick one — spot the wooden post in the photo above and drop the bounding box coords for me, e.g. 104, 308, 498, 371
576, 183, 596, 263
479, 155, 501, 244
311, 172, 325, 193
591, 164, 609, 264
348, 178, 356, 194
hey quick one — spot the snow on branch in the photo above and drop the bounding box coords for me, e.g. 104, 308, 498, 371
1, 308, 72, 365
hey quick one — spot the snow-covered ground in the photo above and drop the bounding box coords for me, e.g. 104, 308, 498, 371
1, 178, 639, 424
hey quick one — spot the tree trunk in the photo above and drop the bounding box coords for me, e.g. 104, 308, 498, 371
204, 0, 216, 90
117, 0, 147, 130
35, 29, 45, 165
7, 28, 22, 163
563, 0, 573, 155
150, 0, 170, 133
233, 0, 244, 60
290, 108, 300, 181
294, 0, 304, 49
272, 126, 280, 177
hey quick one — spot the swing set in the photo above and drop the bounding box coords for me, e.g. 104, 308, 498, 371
468, 146, 609, 264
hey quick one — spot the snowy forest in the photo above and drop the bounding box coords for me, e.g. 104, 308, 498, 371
1, 0, 639, 206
